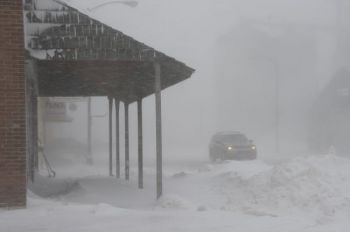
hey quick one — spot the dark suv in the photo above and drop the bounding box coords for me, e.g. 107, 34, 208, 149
209, 131, 257, 161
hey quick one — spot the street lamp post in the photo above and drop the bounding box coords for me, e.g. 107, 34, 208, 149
272, 60, 280, 154
85, 0, 138, 164
259, 58, 281, 153
249, 57, 280, 153
87, 1, 138, 12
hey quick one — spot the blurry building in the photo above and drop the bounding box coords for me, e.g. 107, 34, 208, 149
308, 1, 350, 154
309, 69, 350, 155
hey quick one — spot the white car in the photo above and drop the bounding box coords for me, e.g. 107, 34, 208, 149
209, 131, 257, 161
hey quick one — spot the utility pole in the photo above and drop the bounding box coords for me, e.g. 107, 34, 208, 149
274, 60, 280, 154
334, 0, 345, 69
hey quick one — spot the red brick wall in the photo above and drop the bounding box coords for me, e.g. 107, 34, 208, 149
0, 0, 26, 208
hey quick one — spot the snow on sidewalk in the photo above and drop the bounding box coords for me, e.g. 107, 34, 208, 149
0, 196, 336, 232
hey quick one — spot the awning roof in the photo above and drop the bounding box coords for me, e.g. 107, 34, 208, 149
36, 59, 193, 103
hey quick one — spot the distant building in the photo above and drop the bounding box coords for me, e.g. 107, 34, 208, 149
308, 68, 350, 155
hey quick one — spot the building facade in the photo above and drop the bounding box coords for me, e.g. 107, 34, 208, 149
0, 0, 27, 208
0, 0, 194, 207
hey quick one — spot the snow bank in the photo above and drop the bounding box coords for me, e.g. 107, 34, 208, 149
156, 195, 195, 210
28, 174, 79, 198
213, 155, 350, 216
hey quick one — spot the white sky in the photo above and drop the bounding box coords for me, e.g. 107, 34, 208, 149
62, 0, 334, 65
53, 0, 342, 158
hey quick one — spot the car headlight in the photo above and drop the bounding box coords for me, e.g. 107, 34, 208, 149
227, 146, 233, 151
251, 145, 256, 150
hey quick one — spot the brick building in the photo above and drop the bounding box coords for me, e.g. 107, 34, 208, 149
0, 0, 194, 208
0, 0, 27, 208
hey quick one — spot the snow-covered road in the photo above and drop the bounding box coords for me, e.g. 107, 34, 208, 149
1, 154, 350, 232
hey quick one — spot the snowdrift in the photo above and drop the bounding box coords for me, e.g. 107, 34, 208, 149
211, 155, 350, 216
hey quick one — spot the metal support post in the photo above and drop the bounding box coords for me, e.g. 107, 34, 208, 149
87, 97, 93, 164
115, 99, 120, 178
137, 99, 143, 189
154, 62, 162, 199
124, 102, 130, 180
108, 96, 113, 176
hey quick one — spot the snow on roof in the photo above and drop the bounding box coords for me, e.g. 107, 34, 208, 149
56, 0, 197, 66
24, 1, 191, 65
55, 1, 173, 59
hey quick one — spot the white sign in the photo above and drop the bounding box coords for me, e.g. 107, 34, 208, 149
45, 100, 73, 122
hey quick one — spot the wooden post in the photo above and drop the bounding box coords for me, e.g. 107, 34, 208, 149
124, 102, 130, 180
25, 60, 38, 182
108, 96, 113, 176
137, 99, 143, 189
154, 62, 162, 199
115, 99, 120, 178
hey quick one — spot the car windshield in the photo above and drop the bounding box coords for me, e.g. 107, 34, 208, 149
217, 134, 249, 145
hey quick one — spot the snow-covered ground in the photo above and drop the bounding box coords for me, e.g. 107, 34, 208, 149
1, 154, 350, 232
